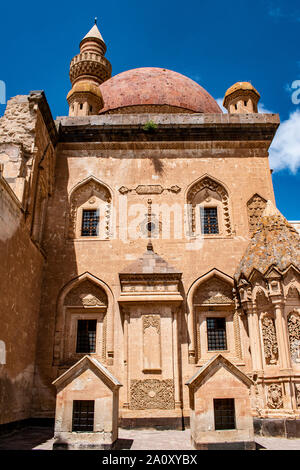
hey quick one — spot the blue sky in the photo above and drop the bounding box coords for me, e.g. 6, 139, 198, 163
0, 0, 299, 219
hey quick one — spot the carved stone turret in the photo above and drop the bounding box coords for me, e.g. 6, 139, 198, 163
223, 82, 260, 114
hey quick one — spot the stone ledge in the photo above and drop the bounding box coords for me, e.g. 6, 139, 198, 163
254, 418, 300, 438
56, 113, 280, 144
57, 113, 280, 127
191, 438, 256, 450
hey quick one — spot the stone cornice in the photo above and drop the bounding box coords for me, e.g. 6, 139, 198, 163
56, 113, 280, 145
57, 141, 271, 152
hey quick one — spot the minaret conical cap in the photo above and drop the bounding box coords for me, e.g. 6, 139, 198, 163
82, 24, 105, 43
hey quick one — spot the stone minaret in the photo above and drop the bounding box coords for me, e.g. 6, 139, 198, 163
223, 82, 260, 114
67, 20, 112, 116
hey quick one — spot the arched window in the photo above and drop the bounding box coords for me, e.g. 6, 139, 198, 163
187, 176, 232, 237
192, 273, 238, 363
68, 177, 112, 239
58, 278, 109, 366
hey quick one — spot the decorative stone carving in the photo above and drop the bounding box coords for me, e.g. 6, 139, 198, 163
233, 310, 243, 360
143, 315, 160, 334
118, 184, 181, 195
288, 311, 300, 363
193, 277, 234, 305
261, 315, 278, 364
187, 176, 232, 236
136, 185, 164, 195
247, 194, 267, 234
130, 379, 175, 410
119, 186, 130, 195
287, 286, 300, 300
64, 280, 108, 307
267, 384, 283, 409
68, 178, 111, 239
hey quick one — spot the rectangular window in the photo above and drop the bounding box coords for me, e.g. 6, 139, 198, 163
76, 319, 97, 353
207, 317, 227, 351
72, 400, 95, 432
200, 207, 219, 234
81, 209, 99, 237
214, 399, 235, 430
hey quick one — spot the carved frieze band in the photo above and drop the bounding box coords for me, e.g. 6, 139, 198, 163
119, 185, 181, 195
130, 379, 175, 410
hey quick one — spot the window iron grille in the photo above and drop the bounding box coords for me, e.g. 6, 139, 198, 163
72, 400, 94, 432
207, 317, 227, 351
81, 209, 99, 237
200, 207, 219, 234
76, 319, 97, 353
214, 399, 236, 430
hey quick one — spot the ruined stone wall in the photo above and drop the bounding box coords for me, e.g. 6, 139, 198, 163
0, 96, 36, 204
0, 175, 44, 425
0, 94, 57, 425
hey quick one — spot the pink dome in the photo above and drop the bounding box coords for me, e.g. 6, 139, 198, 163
99, 67, 222, 114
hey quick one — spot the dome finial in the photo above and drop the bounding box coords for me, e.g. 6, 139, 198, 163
94, 17, 97, 25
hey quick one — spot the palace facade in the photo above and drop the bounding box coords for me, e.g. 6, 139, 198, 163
0, 22, 299, 447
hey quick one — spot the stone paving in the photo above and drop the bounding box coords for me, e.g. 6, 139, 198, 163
0, 427, 299, 451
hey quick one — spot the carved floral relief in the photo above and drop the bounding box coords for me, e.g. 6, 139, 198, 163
267, 384, 283, 409
287, 311, 300, 363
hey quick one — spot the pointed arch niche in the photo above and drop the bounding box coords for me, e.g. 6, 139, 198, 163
53, 273, 115, 368
186, 175, 232, 237
187, 270, 242, 365
67, 176, 113, 239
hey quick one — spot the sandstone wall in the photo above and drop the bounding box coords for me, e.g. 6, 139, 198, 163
0, 93, 57, 425
0, 175, 44, 425
33, 114, 277, 417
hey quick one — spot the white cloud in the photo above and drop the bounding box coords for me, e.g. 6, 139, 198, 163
216, 98, 227, 113
269, 109, 300, 173
258, 103, 273, 114
215, 98, 300, 173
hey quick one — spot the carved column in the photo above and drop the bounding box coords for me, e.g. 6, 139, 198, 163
106, 302, 114, 365
273, 301, 292, 370
187, 298, 196, 364
172, 309, 181, 409
245, 302, 263, 371
123, 311, 130, 408
252, 303, 264, 371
